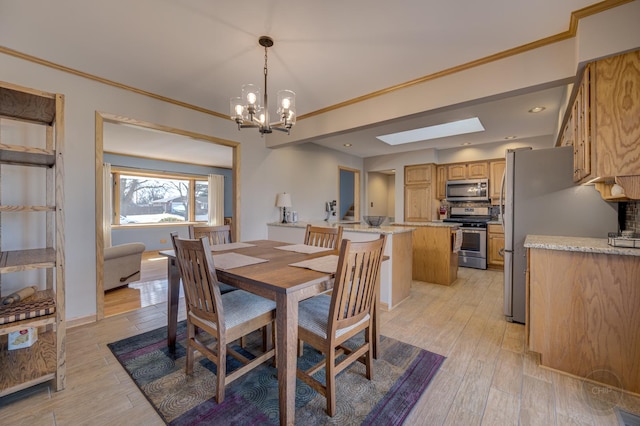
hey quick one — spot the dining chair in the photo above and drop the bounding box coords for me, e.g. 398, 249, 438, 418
296, 235, 387, 416
303, 224, 343, 250
187, 225, 237, 294
170, 233, 276, 403
189, 224, 232, 245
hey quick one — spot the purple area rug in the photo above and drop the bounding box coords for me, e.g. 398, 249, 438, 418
108, 321, 444, 425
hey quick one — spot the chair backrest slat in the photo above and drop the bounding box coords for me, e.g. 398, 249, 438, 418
328, 235, 386, 338
304, 224, 343, 250
189, 225, 233, 245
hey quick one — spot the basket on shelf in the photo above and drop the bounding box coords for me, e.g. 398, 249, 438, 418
0, 289, 56, 325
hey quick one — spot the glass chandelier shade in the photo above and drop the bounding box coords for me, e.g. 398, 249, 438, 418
230, 36, 296, 135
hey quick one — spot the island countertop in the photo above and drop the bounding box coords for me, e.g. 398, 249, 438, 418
393, 221, 460, 228
524, 235, 640, 257
267, 221, 414, 235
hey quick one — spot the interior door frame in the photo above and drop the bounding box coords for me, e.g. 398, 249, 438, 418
94, 112, 240, 321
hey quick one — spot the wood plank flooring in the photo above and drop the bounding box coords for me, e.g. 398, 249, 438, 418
1, 263, 639, 425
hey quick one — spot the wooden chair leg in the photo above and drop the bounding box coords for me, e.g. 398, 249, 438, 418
326, 347, 337, 417
216, 340, 227, 403
186, 323, 195, 375
298, 339, 304, 356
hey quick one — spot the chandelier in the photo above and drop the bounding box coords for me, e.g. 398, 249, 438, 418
230, 36, 296, 135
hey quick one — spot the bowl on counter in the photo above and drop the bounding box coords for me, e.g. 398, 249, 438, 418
363, 215, 386, 227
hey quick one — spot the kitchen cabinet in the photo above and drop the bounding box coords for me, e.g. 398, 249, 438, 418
527, 242, 640, 394
404, 164, 437, 221
489, 160, 505, 203
487, 223, 504, 269
397, 223, 458, 286
436, 165, 446, 200
446, 161, 488, 181
405, 163, 434, 184
0, 81, 66, 396
560, 50, 640, 187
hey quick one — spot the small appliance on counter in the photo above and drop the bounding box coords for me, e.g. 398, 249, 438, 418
324, 200, 336, 221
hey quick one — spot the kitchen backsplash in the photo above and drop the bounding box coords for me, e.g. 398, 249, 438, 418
624, 201, 639, 233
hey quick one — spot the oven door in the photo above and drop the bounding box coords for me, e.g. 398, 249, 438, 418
458, 227, 487, 269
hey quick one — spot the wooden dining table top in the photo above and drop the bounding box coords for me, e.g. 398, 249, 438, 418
160, 239, 337, 294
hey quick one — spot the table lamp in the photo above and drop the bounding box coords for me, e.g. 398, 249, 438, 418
275, 192, 292, 223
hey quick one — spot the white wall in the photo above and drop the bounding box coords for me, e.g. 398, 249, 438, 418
0, 54, 362, 321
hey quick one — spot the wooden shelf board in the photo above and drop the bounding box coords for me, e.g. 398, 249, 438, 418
0, 248, 56, 272
0, 314, 57, 335
0, 205, 55, 212
0, 144, 56, 167
0, 86, 56, 125
0, 330, 57, 397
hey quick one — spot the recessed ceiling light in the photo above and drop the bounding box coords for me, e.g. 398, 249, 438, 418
462, 142, 471, 146
343, 143, 352, 147
528, 106, 546, 113
377, 117, 485, 145
504, 135, 517, 140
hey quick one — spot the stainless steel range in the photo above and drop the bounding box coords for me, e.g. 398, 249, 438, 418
443, 207, 491, 270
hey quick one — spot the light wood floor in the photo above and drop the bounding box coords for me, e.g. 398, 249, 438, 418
1, 265, 638, 425
104, 251, 171, 318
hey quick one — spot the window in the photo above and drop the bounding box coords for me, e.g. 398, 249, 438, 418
113, 170, 210, 225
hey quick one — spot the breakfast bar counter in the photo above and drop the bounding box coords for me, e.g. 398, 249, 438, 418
267, 222, 414, 309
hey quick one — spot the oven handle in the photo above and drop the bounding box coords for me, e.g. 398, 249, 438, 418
460, 229, 486, 234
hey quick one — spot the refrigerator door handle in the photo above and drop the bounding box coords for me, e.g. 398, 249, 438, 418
503, 249, 513, 317
499, 170, 506, 229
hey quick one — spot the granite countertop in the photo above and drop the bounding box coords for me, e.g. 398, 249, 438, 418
524, 235, 640, 257
393, 221, 461, 228
267, 221, 415, 235
487, 220, 502, 225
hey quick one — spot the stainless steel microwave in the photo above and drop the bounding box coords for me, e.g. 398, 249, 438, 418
445, 179, 489, 201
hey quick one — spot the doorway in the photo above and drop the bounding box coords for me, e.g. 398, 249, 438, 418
95, 112, 239, 320
338, 166, 360, 221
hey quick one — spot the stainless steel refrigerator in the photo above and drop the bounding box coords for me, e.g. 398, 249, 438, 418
500, 146, 618, 323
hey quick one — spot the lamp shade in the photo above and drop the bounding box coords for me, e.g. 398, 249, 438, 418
275, 192, 292, 208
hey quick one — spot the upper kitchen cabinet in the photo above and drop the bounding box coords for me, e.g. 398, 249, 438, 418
405, 163, 435, 184
561, 50, 640, 196
489, 160, 506, 203
404, 163, 437, 221
446, 161, 488, 181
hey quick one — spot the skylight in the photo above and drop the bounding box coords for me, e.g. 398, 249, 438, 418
377, 117, 485, 145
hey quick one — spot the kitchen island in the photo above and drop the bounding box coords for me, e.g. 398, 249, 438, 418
267, 222, 414, 310
393, 221, 461, 285
525, 235, 640, 394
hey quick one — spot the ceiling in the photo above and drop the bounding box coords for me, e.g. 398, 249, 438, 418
1, 0, 608, 164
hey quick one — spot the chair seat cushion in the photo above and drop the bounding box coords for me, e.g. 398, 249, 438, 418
218, 282, 238, 294
191, 290, 275, 330
298, 294, 370, 339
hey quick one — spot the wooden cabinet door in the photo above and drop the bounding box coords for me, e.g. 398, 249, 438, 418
405, 164, 433, 184
594, 50, 640, 178
447, 164, 466, 181
487, 224, 504, 268
467, 161, 488, 179
489, 160, 505, 202
404, 184, 433, 222
436, 165, 446, 200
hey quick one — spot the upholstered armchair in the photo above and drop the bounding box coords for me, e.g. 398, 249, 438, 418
104, 242, 146, 291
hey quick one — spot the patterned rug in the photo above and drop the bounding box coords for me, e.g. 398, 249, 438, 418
108, 321, 445, 425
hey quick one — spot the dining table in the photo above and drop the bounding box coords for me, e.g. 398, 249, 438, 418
160, 239, 374, 426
